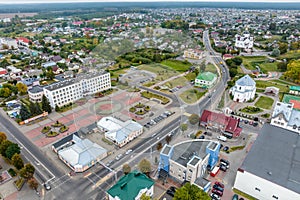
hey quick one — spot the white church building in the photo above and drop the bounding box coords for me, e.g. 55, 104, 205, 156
230, 75, 256, 102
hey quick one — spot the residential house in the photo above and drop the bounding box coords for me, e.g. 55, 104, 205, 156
183, 49, 204, 60
200, 110, 242, 138
107, 170, 154, 200
235, 31, 254, 51
234, 124, 300, 200
97, 117, 143, 148
230, 75, 256, 102
194, 72, 217, 89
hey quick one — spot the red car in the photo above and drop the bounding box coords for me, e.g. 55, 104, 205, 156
212, 188, 223, 197
215, 181, 224, 188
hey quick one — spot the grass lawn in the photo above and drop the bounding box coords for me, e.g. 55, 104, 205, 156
242, 56, 266, 70
255, 96, 274, 110
161, 59, 192, 72
138, 63, 179, 81
240, 106, 263, 114
259, 62, 278, 72
255, 80, 290, 93
205, 63, 218, 74
279, 50, 300, 60
273, 79, 298, 86
165, 76, 188, 88
179, 89, 206, 104
110, 68, 129, 79
184, 72, 196, 81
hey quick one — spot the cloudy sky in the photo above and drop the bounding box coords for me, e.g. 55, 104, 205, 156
0, 0, 299, 4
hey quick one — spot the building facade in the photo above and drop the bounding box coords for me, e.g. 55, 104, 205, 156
28, 85, 44, 102
183, 49, 203, 60
230, 75, 256, 102
44, 72, 111, 108
194, 72, 217, 88
235, 31, 254, 50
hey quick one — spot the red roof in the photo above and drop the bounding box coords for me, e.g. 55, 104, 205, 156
0, 69, 7, 75
200, 110, 241, 137
290, 100, 300, 110
17, 37, 30, 44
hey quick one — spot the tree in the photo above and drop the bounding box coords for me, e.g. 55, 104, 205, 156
11, 154, 24, 170
0, 132, 7, 144
231, 57, 243, 65
165, 135, 172, 144
138, 159, 151, 176
35, 102, 43, 115
188, 114, 199, 125
0, 87, 12, 98
122, 164, 131, 175
271, 48, 280, 57
269, 22, 276, 31
278, 42, 288, 54
284, 60, 300, 83
180, 124, 188, 132
0, 140, 12, 157
140, 193, 151, 200
16, 82, 27, 95
277, 62, 287, 72
27, 178, 39, 190
173, 183, 210, 200
5, 143, 20, 160
42, 95, 52, 113
19, 163, 35, 180
20, 104, 31, 121
229, 68, 238, 78
46, 69, 55, 80
156, 142, 163, 151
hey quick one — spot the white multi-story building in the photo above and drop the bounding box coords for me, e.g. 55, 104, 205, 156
235, 31, 254, 51
230, 75, 256, 102
28, 85, 44, 103
0, 37, 18, 49
271, 101, 300, 134
234, 124, 300, 200
43, 72, 111, 108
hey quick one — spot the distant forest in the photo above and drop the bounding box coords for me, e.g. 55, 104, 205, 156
0, 2, 300, 15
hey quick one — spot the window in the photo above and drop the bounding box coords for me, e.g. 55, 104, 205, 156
255, 187, 260, 192
272, 195, 278, 199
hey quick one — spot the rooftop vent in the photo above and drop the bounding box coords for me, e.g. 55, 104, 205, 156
120, 182, 127, 189
267, 171, 272, 176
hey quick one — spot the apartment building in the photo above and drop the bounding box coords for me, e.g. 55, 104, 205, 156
44, 72, 111, 108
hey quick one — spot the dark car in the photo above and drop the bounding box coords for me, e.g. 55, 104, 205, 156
166, 189, 175, 197
169, 186, 177, 192
223, 146, 229, 151
220, 158, 230, 166
213, 184, 224, 192
220, 164, 227, 172
212, 188, 223, 197
239, 198, 245, 200
199, 135, 205, 139
220, 144, 223, 149
253, 122, 258, 127
215, 181, 224, 188
244, 120, 249, 124
232, 194, 239, 200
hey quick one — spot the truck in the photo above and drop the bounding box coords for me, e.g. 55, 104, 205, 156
210, 166, 220, 177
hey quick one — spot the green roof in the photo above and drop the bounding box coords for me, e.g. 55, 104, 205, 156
107, 170, 154, 200
196, 72, 217, 82
290, 85, 300, 92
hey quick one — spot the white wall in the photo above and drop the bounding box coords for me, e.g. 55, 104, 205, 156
234, 171, 300, 200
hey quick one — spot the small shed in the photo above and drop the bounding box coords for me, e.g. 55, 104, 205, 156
264, 86, 279, 96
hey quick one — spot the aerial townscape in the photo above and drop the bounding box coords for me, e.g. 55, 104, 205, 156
0, 1, 300, 200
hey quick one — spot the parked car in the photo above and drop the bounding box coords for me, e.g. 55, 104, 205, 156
204, 131, 212, 136
199, 135, 205, 139
219, 164, 227, 172
213, 184, 224, 192
212, 188, 223, 196
217, 136, 227, 142
44, 183, 51, 190
232, 194, 239, 200
215, 182, 224, 188
220, 144, 223, 149
223, 146, 229, 151
166, 189, 175, 197
253, 122, 258, 127
220, 158, 230, 166
210, 193, 221, 200
239, 198, 245, 200
125, 149, 132, 155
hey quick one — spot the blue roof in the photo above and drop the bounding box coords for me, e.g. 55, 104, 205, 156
236, 75, 256, 87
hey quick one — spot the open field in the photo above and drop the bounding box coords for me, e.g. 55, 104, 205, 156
205, 63, 218, 74
255, 80, 290, 93
179, 89, 206, 104
138, 63, 179, 81
165, 76, 188, 88
242, 56, 278, 72
255, 96, 274, 110
279, 50, 300, 60
161, 59, 192, 72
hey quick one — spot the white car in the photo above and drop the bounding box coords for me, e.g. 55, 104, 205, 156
125, 149, 132, 155
217, 136, 227, 142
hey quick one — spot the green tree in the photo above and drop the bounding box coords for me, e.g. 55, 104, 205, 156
0, 87, 12, 98
229, 68, 238, 78
46, 69, 55, 80
138, 159, 151, 176
122, 164, 131, 175
271, 48, 280, 57
42, 95, 52, 113
0, 132, 7, 144
16, 82, 28, 95
0, 140, 12, 157
165, 135, 172, 144
180, 124, 188, 132
284, 60, 300, 83
27, 178, 39, 190
20, 104, 31, 121
5, 143, 21, 160
19, 163, 35, 180
140, 193, 151, 200
35, 102, 43, 115
11, 154, 24, 170
277, 62, 287, 72
188, 114, 199, 125
278, 42, 288, 54
173, 183, 210, 200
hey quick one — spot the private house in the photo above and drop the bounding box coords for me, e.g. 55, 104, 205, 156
289, 86, 300, 96
28, 85, 44, 102
200, 110, 242, 138
235, 31, 254, 51
270, 101, 300, 134
52, 133, 107, 173
158, 140, 220, 192
222, 54, 234, 60
107, 170, 154, 200
230, 75, 256, 102
16, 37, 31, 47
97, 117, 143, 148
43, 72, 111, 108
194, 72, 217, 89
183, 49, 204, 60
234, 124, 300, 200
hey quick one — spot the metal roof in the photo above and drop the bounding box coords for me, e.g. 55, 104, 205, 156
236, 74, 256, 87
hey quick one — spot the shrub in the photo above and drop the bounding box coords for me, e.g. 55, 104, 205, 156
14, 178, 25, 191
46, 131, 59, 137
41, 126, 51, 134
8, 168, 17, 177
129, 107, 136, 113
59, 126, 69, 133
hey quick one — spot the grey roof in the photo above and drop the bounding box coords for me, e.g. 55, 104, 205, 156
241, 124, 300, 194
236, 75, 256, 87
28, 85, 43, 94
272, 101, 293, 121
44, 71, 109, 91
288, 109, 300, 127
170, 140, 215, 167
194, 177, 210, 188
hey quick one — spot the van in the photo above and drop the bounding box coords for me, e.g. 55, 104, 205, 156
217, 136, 227, 142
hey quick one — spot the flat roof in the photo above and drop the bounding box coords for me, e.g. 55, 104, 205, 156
194, 177, 210, 188
170, 140, 212, 167
189, 156, 201, 166
241, 124, 300, 194
161, 145, 171, 155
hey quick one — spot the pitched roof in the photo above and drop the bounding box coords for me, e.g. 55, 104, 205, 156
107, 170, 154, 200
241, 124, 300, 194
272, 101, 293, 121
196, 72, 217, 82
236, 75, 256, 87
